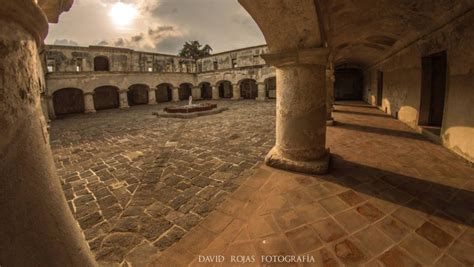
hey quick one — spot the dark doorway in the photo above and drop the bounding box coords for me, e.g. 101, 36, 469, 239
240, 79, 258, 99
265, 77, 276, 99
94, 86, 119, 110
218, 81, 233, 98
376, 71, 383, 106
179, 83, 192, 100
419, 51, 447, 128
334, 68, 363, 100
200, 83, 212, 99
128, 84, 149, 106
156, 84, 172, 102
53, 88, 85, 116
94, 56, 110, 71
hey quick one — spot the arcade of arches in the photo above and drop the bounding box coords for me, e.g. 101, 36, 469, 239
1, 0, 474, 267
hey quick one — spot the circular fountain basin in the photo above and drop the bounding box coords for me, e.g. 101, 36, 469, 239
164, 103, 217, 113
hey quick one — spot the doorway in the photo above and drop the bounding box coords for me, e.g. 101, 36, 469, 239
376, 71, 383, 106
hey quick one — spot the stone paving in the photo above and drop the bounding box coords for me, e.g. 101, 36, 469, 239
50, 100, 275, 266
51, 100, 474, 266
151, 102, 474, 267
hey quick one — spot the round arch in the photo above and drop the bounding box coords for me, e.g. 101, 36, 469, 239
128, 84, 149, 106
156, 83, 173, 103
239, 78, 258, 99
53, 88, 85, 116
93, 85, 119, 110
199, 82, 212, 100
216, 80, 233, 99
93, 56, 110, 71
179, 83, 193, 101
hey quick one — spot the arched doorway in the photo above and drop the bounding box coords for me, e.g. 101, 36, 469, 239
93, 86, 119, 110
200, 82, 212, 99
217, 80, 233, 98
156, 83, 173, 102
94, 56, 110, 71
53, 88, 85, 116
265, 77, 276, 99
334, 68, 363, 101
179, 83, 192, 100
240, 79, 258, 99
127, 84, 149, 106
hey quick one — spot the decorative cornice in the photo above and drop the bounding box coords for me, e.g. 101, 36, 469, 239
261, 48, 329, 68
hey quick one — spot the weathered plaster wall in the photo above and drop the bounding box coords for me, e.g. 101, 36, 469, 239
364, 10, 474, 162
197, 45, 267, 72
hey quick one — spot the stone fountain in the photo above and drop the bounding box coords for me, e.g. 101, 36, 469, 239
153, 96, 227, 118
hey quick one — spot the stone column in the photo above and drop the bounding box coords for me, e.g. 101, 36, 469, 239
192, 86, 202, 100
46, 95, 56, 120
262, 48, 330, 174
326, 68, 335, 125
148, 88, 157, 105
212, 85, 220, 100
119, 89, 129, 109
172, 87, 180, 102
0, 2, 97, 266
232, 84, 241, 100
256, 82, 267, 101
84, 92, 96, 113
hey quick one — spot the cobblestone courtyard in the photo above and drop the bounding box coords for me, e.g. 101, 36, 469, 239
50, 101, 474, 266
50, 100, 275, 265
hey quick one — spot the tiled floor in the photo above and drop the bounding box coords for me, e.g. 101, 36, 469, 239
151, 102, 474, 266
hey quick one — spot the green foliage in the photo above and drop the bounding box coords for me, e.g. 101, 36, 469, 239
178, 41, 213, 60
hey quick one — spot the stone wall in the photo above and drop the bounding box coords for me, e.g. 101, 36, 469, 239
197, 45, 268, 72
363, 10, 474, 162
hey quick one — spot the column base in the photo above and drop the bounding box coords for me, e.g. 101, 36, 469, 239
326, 118, 335, 126
264, 147, 330, 175
84, 109, 96, 114
120, 106, 129, 109
256, 97, 268, 101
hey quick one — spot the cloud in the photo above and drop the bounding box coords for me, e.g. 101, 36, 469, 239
53, 39, 79, 46
98, 25, 185, 53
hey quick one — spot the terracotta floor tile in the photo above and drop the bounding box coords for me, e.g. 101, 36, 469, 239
332, 238, 367, 265
459, 228, 474, 246
375, 216, 410, 242
334, 209, 369, 233
434, 254, 464, 267
199, 211, 234, 234
392, 207, 426, 229
379, 246, 422, 267
353, 226, 394, 256
312, 218, 347, 243
447, 240, 474, 266
285, 189, 314, 206
303, 247, 340, 267
319, 196, 350, 214
356, 203, 385, 222
306, 184, 332, 200
337, 190, 365, 206
273, 209, 305, 231
285, 225, 323, 254
254, 234, 295, 256
294, 202, 329, 224
415, 222, 454, 248
224, 241, 259, 267
399, 233, 442, 265
247, 214, 281, 239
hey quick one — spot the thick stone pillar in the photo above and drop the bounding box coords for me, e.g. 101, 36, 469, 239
172, 87, 180, 102
256, 82, 267, 101
0, 2, 97, 266
46, 95, 56, 120
212, 85, 220, 100
192, 86, 202, 100
148, 88, 157, 105
119, 89, 129, 109
262, 48, 330, 174
84, 92, 96, 113
232, 84, 241, 100
326, 68, 335, 125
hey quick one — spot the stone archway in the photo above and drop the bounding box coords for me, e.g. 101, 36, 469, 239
53, 88, 85, 116
179, 83, 193, 100
239, 79, 258, 99
200, 82, 212, 99
94, 86, 120, 110
217, 80, 233, 98
127, 84, 149, 106
93, 56, 110, 71
156, 83, 173, 102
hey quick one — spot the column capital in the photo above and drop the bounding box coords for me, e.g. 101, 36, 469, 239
0, 2, 49, 45
261, 48, 329, 68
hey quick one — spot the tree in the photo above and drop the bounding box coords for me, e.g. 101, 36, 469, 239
178, 41, 213, 60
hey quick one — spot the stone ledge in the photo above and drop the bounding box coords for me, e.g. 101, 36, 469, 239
153, 107, 228, 119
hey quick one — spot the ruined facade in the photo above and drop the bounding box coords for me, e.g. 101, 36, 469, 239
43, 44, 276, 119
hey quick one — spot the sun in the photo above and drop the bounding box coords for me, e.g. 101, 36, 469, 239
109, 2, 138, 27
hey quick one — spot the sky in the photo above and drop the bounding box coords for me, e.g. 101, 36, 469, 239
45, 0, 266, 55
